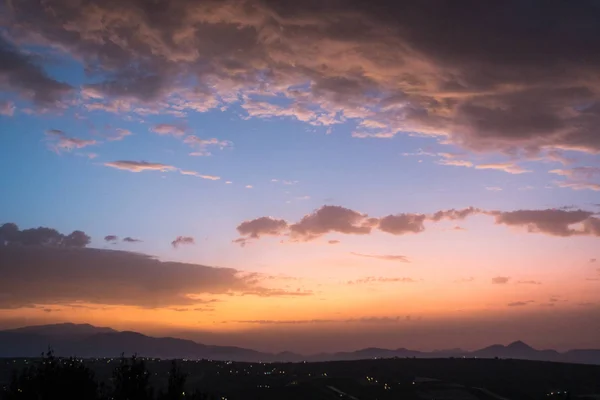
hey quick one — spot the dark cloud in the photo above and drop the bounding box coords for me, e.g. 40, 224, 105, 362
104, 235, 118, 243
429, 207, 482, 222
494, 209, 596, 237
590, 258, 597, 263
0, 36, 71, 106
0, 223, 90, 248
231, 237, 251, 247
104, 160, 177, 173
171, 236, 195, 248
378, 213, 426, 235
289, 205, 375, 241
0, 246, 302, 308
236, 217, 288, 239
6, 0, 600, 153
350, 252, 410, 263
123, 237, 142, 243
237, 205, 600, 242
507, 301, 534, 307
492, 276, 510, 284
327, 240, 340, 245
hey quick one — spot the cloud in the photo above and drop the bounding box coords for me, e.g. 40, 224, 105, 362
486, 186, 503, 192
475, 163, 531, 174
550, 167, 600, 191
290, 205, 375, 241
151, 123, 186, 137
123, 237, 142, 243
378, 213, 426, 235
184, 136, 232, 156
104, 160, 177, 173
507, 301, 534, 307
237, 217, 288, 239
104, 235, 118, 243
493, 209, 596, 237
1, 222, 89, 248
347, 277, 417, 284
171, 236, 195, 248
0, 100, 15, 116
179, 170, 220, 180
239, 288, 313, 297
0, 246, 300, 308
7, 0, 600, 155
590, 258, 597, 263
438, 159, 474, 168
516, 280, 542, 285
454, 277, 474, 283
235, 319, 335, 325
236, 205, 600, 243
429, 207, 481, 222
328, 240, 340, 245
492, 276, 510, 284
554, 181, 600, 191
0, 36, 71, 106
45, 129, 97, 153
350, 252, 410, 263
108, 128, 132, 141
232, 237, 251, 247
550, 167, 600, 180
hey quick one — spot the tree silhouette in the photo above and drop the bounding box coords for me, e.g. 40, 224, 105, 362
0, 352, 212, 400
111, 354, 153, 400
2, 349, 98, 400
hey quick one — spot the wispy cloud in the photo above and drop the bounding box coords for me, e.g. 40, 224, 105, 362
45, 129, 97, 153
108, 128, 132, 141
507, 300, 534, 307
347, 276, 417, 284
179, 169, 220, 180
0, 100, 15, 116
184, 136, 232, 156
104, 160, 176, 173
350, 252, 410, 263
475, 163, 531, 174
492, 276, 510, 284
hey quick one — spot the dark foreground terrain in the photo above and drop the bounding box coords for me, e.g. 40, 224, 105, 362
2, 354, 600, 400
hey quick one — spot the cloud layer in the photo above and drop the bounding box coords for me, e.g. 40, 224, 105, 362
5, 0, 600, 155
235, 205, 600, 242
0, 246, 307, 308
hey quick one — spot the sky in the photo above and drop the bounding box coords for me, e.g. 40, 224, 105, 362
0, 0, 599, 354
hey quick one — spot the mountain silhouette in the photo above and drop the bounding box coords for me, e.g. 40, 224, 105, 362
0, 323, 598, 365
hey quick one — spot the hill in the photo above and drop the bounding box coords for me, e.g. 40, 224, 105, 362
1, 323, 599, 364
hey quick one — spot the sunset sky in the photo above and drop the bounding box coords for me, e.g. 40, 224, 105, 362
1, 0, 599, 354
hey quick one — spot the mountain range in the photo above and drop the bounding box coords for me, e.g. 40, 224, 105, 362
1, 323, 599, 365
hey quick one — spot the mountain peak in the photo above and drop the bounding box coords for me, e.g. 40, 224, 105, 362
507, 340, 533, 350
